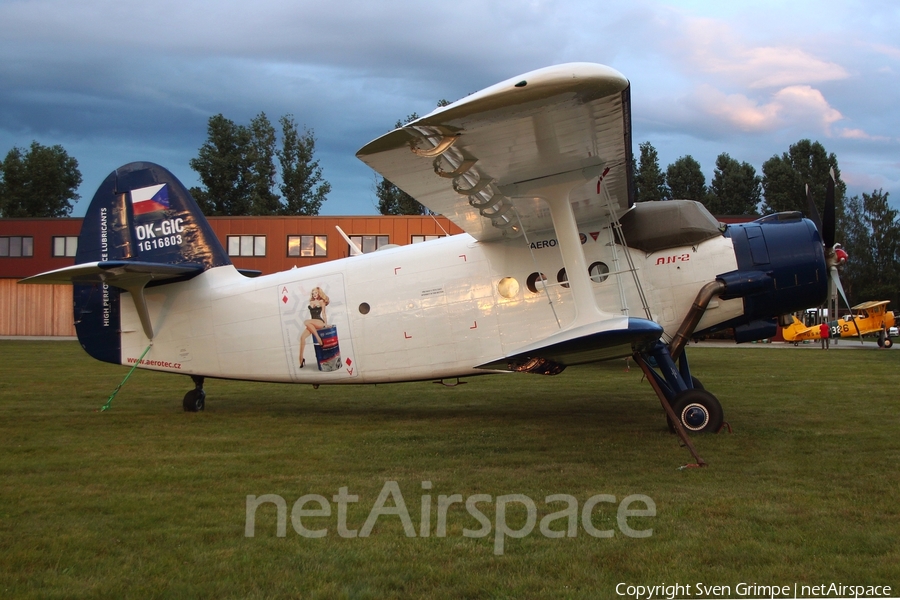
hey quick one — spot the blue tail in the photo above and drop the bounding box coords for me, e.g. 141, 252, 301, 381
74, 162, 231, 363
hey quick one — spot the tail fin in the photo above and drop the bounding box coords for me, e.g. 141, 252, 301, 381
76, 162, 232, 362
21, 162, 230, 363
76, 161, 230, 268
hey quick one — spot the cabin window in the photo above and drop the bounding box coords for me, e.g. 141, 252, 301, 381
411, 235, 444, 244
227, 235, 266, 257
526, 272, 549, 294
349, 235, 390, 254
0, 236, 34, 257
287, 235, 327, 257
52, 236, 78, 257
589, 262, 610, 283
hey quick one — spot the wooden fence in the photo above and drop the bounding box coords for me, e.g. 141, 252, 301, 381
0, 279, 76, 337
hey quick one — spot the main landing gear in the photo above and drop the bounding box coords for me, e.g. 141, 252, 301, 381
634, 342, 727, 468
183, 375, 206, 412
634, 342, 725, 435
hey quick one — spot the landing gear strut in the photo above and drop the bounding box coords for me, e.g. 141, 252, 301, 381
183, 375, 206, 412
635, 342, 724, 435
633, 342, 726, 468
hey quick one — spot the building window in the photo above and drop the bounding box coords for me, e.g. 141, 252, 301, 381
0, 236, 34, 257
287, 235, 327, 257
411, 235, 445, 244
227, 235, 266, 257
52, 236, 78, 257
349, 235, 390, 254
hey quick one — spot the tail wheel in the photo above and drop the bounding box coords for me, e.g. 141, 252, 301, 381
672, 389, 723, 434
183, 389, 206, 412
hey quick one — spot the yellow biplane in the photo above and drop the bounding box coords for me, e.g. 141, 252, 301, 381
782, 301, 896, 348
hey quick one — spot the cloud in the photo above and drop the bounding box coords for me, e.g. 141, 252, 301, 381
682, 83, 843, 135
770, 85, 843, 132
868, 42, 900, 62
674, 17, 849, 89
837, 128, 892, 143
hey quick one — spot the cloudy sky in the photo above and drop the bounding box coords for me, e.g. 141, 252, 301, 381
1, 0, 898, 216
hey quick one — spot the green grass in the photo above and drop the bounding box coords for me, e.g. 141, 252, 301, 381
1, 340, 898, 599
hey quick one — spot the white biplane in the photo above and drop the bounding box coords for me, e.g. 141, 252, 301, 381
21, 63, 831, 438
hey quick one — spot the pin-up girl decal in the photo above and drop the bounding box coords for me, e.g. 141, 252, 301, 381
299, 286, 329, 367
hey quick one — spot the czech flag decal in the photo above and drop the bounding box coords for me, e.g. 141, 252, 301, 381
130, 184, 170, 215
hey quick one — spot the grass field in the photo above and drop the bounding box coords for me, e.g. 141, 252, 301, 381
1, 340, 898, 599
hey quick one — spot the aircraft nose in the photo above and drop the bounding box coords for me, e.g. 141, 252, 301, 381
721, 215, 828, 326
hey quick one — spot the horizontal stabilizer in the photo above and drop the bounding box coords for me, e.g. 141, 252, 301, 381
19, 260, 204, 288
20, 261, 204, 340
477, 317, 663, 372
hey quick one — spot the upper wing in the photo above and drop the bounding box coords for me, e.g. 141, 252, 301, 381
356, 63, 633, 242
851, 300, 890, 311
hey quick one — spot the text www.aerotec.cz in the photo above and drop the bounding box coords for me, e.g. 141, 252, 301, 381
125, 357, 181, 369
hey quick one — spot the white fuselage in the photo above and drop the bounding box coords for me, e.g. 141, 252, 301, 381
120, 222, 742, 384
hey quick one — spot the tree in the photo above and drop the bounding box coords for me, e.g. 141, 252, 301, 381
376, 174, 426, 215
189, 113, 330, 216
665, 155, 706, 201
760, 139, 845, 220
247, 113, 281, 215
841, 189, 900, 307
707, 153, 761, 215
0, 141, 81, 217
278, 115, 331, 216
189, 114, 253, 216
633, 141, 667, 202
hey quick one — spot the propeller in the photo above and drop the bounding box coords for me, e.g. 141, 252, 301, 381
808, 169, 862, 342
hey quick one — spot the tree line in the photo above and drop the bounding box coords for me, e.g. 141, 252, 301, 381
1, 124, 897, 307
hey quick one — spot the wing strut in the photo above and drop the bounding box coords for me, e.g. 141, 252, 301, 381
500, 164, 618, 329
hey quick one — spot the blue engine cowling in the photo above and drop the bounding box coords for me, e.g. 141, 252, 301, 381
703, 213, 828, 340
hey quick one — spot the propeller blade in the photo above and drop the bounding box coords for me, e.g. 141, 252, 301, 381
822, 168, 836, 249
831, 267, 850, 309
831, 267, 863, 343
805, 183, 824, 234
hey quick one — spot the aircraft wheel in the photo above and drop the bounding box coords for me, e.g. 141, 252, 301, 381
690, 376, 704, 390
671, 389, 723, 434
183, 389, 206, 412
793, 342, 799, 347
885, 338, 894, 349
